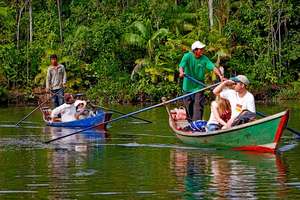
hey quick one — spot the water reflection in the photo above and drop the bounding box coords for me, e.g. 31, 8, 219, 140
44, 126, 109, 146
170, 149, 288, 199
43, 127, 109, 199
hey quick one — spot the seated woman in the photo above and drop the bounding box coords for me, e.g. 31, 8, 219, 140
50, 93, 87, 122
206, 96, 231, 131
74, 101, 92, 119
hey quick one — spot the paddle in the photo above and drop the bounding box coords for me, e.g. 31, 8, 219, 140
15, 89, 62, 126
256, 111, 300, 137
184, 74, 206, 87
184, 74, 300, 137
44, 82, 221, 144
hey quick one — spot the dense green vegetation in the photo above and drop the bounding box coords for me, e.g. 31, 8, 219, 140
0, 0, 299, 104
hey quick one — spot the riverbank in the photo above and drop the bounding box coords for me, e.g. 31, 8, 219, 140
2, 82, 299, 107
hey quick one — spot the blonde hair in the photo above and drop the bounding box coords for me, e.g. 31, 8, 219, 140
215, 96, 231, 115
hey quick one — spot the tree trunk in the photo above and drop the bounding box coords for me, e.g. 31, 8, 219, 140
57, 0, 63, 44
29, 0, 32, 43
208, 0, 213, 29
277, 1, 282, 78
16, 2, 26, 49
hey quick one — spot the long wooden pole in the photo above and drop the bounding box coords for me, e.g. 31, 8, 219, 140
89, 103, 152, 124
15, 89, 62, 126
45, 82, 221, 144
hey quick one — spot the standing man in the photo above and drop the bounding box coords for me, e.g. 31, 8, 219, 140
46, 54, 67, 108
213, 75, 256, 129
179, 41, 224, 121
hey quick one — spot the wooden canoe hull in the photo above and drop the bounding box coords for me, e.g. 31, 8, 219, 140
169, 110, 289, 153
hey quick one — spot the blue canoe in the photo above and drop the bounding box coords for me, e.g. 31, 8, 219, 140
42, 108, 112, 129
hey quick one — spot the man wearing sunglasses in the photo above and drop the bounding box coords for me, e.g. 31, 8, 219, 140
213, 75, 256, 129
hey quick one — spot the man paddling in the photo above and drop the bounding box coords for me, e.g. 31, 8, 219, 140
46, 54, 67, 108
213, 75, 256, 129
179, 41, 224, 121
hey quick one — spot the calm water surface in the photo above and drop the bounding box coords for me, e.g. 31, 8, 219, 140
0, 101, 300, 199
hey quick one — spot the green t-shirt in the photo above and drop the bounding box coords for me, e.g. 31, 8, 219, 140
179, 51, 215, 92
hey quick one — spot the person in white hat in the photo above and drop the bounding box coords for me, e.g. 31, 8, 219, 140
213, 75, 256, 129
178, 41, 224, 121
50, 93, 88, 122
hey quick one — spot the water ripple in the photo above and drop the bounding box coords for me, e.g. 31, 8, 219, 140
94, 142, 213, 150
0, 190, 37, 194
73, 169, 97, 177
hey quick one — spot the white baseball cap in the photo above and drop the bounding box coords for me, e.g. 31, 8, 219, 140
231, 75, 250, 86
191, 41, 206, 51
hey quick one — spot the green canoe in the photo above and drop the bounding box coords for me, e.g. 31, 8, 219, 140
168, 109, 289, 153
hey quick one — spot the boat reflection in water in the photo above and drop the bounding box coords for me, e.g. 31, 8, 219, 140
43, 126, 109, 199
43, 126, 110, 148
170, 149, 288, 199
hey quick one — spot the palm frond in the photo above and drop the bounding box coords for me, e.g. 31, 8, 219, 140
131, 21, 149, 39
150, 28, 168, 41
122, 33, 145, 48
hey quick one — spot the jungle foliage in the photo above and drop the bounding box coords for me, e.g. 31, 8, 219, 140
0, 0, 299, 103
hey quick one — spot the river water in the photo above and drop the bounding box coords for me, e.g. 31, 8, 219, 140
0, 101, 300, 199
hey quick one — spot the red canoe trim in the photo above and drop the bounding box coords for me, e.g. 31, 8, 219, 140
274, 111, 289, 143
232, 145, 275, 153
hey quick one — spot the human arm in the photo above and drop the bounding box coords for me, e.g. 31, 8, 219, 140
62, 65, 67, 87
178, 53, 189, 78
213, 80, 235, 96
213, 67, 225, 81
46, 68, 51, 92
179, 67, 184, 78
50, 104, 65, 119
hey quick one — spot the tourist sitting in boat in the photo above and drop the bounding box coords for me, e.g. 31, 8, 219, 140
213, 75, 256, 129
75, 101, 94, 119
50, 93, 88, 122
206, 96, 231, 131
182, 97, 231, 132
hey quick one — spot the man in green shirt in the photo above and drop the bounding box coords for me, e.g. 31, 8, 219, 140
179, 41, 224, 121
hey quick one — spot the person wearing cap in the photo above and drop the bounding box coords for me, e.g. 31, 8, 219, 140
46, 54, 67, 108
213, 75, 256, 129
179, 41, 224, 120
50, 93, 87, 122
